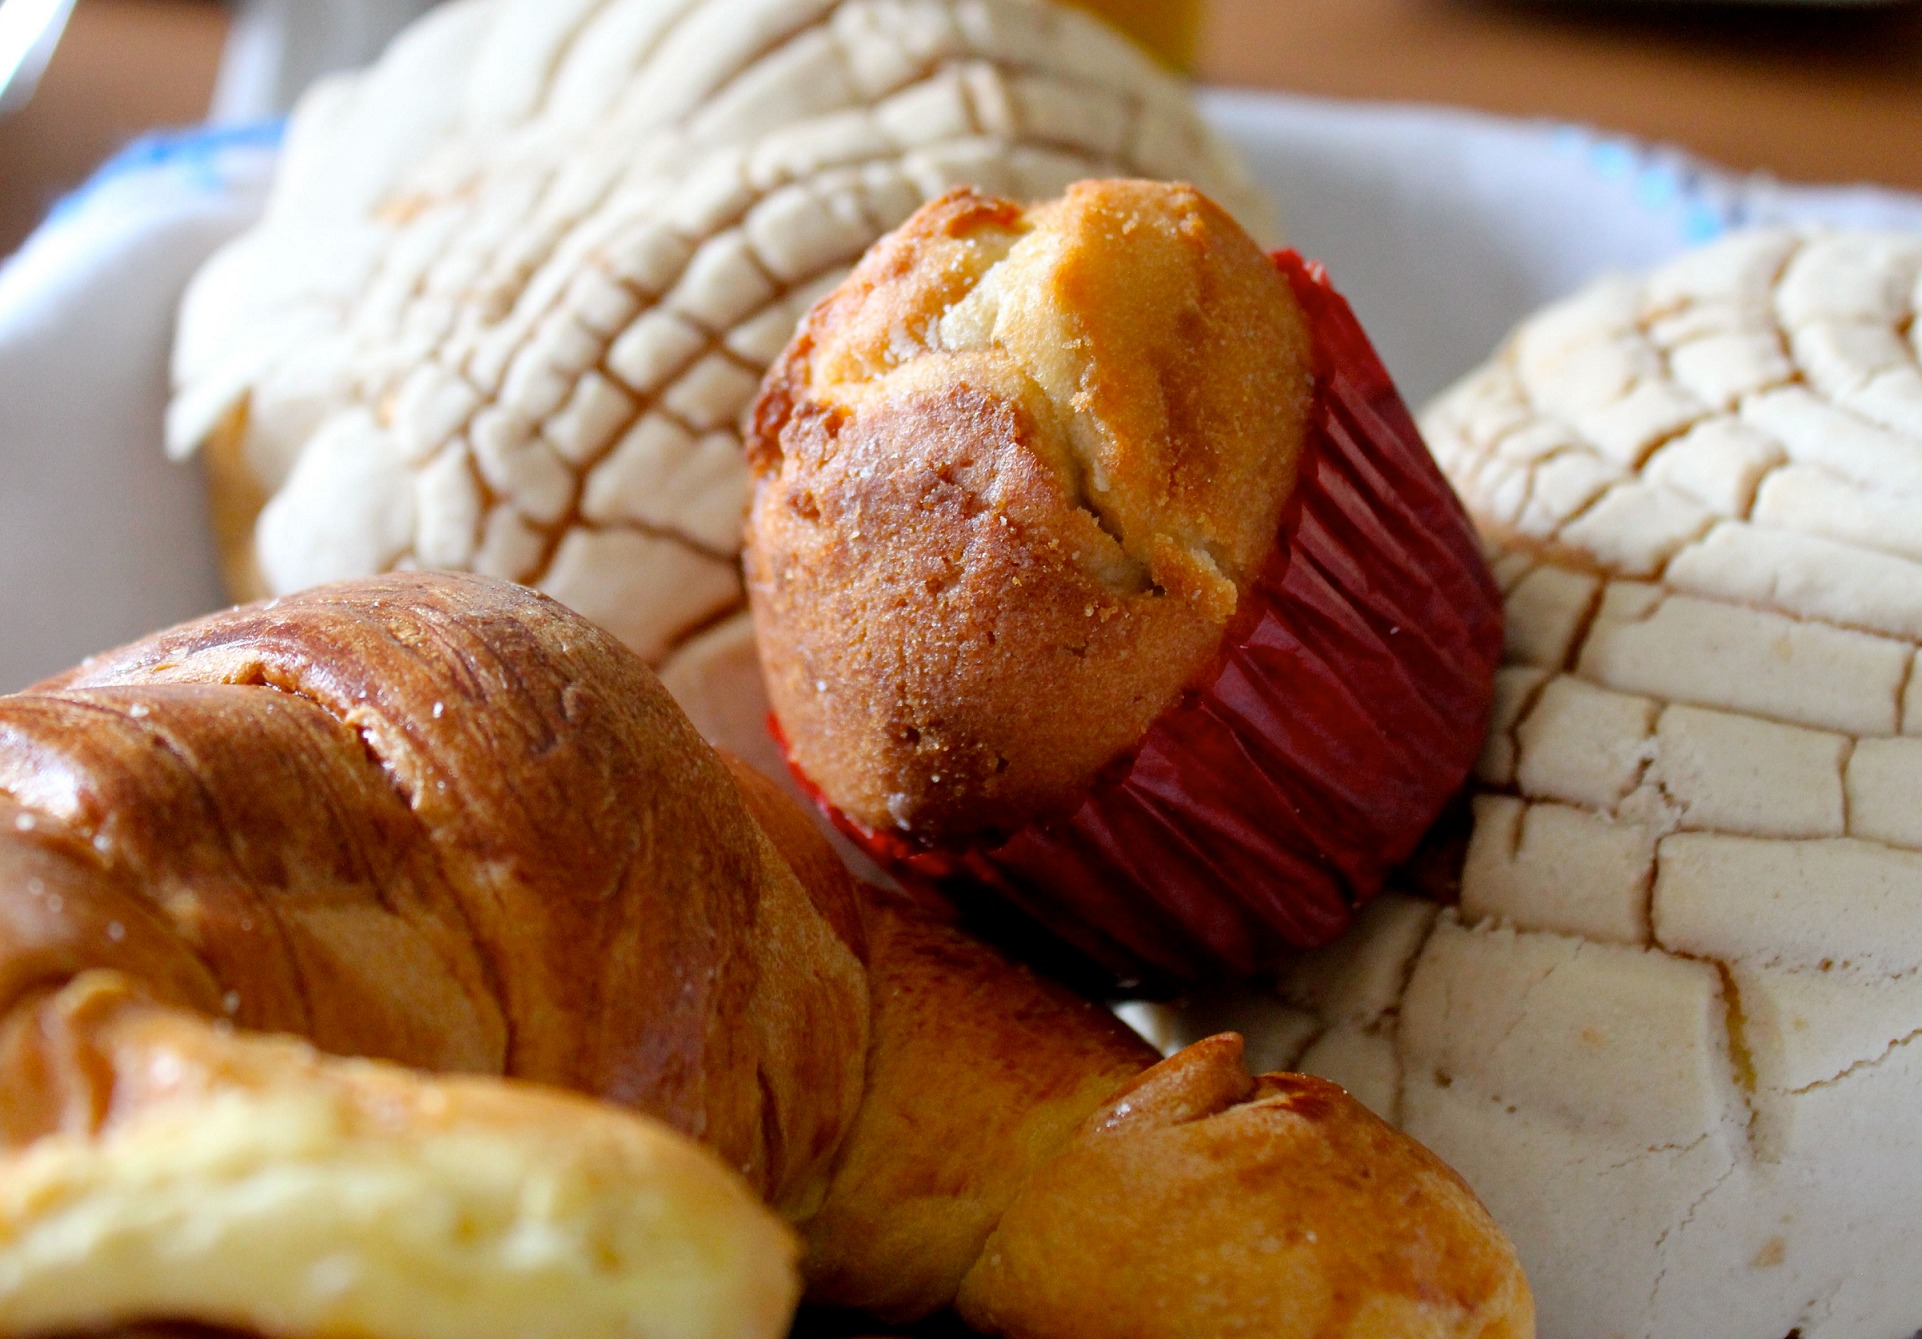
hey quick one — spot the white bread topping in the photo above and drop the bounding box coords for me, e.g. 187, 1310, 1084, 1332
169, 0, 1272, 760
1145, 228, 1922, 1339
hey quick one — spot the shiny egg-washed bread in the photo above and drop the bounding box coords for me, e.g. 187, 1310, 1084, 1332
0, 573, 836, 1339
168, 0, 1271, 761
0, 573, 1531, 1338
1152, 228, 1922, 1339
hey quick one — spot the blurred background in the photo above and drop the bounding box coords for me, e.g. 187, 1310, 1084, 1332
2, 0, 1920, 260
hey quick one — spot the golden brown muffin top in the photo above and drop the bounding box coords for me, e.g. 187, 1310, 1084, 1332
748, 181, 1312, 840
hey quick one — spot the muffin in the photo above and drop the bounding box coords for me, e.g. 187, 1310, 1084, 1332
1151, 227, 1922, 1338
746, 180, 1502, 984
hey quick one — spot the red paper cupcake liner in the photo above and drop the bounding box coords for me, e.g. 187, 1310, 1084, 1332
784, 253, 1503, 988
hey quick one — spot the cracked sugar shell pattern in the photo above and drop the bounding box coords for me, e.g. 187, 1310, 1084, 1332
168, 0, 1272, 748
1151, 228, 1922, 1339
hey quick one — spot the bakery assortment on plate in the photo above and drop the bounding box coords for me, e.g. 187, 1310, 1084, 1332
0, 573, 1531, 1338
165, 0, 1269, 776
18, 0, 1917, 1328
1151, 227, 1922, 1339
747, 180, 1500, 985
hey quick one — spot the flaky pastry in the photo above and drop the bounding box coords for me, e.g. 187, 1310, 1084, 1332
0, 978, 796, 1339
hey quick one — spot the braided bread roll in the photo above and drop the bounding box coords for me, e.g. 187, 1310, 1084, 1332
0, 573, 1530, 1337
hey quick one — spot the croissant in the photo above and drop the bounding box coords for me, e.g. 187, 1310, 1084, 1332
0, 572, 1531, 1337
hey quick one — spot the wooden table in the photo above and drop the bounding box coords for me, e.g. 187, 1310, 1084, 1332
0, 0, 225, 257
1201, 0, 1922, 193
4, 0, 1922, 259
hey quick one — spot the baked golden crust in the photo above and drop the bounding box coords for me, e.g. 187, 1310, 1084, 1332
726, 755, 1157, 1320
747, 181, 1312, 840
14, 572, 869, 1219
729, 749, 1530, 1339
798, 893, 1157, 1321
0, 976, 801, 1339
0, 573, 846, 1337
956, 1038, 1535, 1339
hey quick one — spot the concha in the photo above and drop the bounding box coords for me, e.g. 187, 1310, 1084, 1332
168, 0, 1271, 759
1148, 228, 1922, 1339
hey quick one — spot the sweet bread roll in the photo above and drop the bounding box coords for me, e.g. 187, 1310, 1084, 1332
747, 791, 1533, 1339
167, 0, 1272, 767
20, 573, 872, 1217
0, 977, 798, 1339
0, 573, 1530, 1337
1158, 228, 1922, 1339
747, 180, 1501, 984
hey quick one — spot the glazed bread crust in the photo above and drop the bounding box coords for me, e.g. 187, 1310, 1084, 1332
958, 1039, 1534, 1339
748, 181, 1312, 839
0, 573, 855, 1338
11, 572, 870, 1220
732, 760, 1532, 1339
